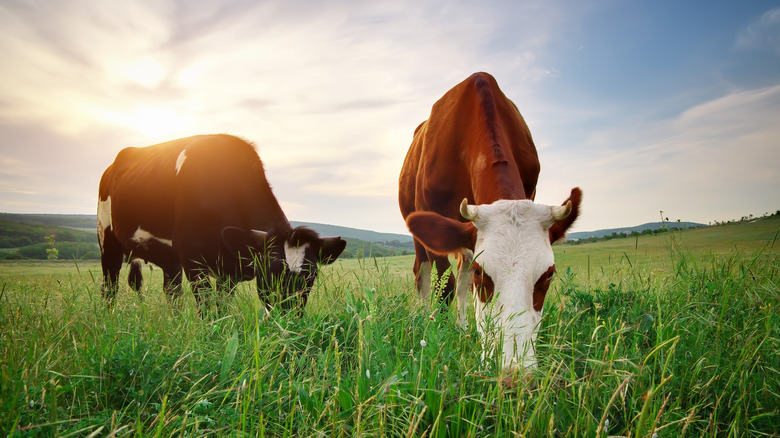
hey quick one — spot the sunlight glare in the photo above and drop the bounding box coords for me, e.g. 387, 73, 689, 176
129, 107, 186, 137
120, 58, 165, 87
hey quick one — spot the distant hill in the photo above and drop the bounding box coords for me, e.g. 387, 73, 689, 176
0, 218, 100, 260
0, 213, 413, 260
567, 221, 706, 241
290, 221, 412, 243
0, 213, 97, 231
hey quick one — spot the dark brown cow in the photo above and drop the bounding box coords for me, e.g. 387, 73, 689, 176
98, 134, 346, 313
399, 72, 581, 373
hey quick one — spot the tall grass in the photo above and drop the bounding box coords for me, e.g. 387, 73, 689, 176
0, 239, 777, 436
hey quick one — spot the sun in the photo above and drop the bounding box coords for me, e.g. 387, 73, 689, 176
120, 58, 165, 88
128, 106, 187, 137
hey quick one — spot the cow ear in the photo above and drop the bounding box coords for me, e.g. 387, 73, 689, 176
222, 226, 264, 256
318, 236, 346, 265
549, 187, 582, 243
407, 212, 477, 255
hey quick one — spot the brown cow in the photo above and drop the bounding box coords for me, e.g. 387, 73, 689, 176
399, 72, 581, 375
98, 134, 346, 314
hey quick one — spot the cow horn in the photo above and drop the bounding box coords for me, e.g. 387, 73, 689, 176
551, 201, 572, 222
250, 230, 269, 244
460, 198, 478, 221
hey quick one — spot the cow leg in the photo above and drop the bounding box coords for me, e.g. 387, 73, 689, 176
456, 250, 475, 328
128, 259, 144, 297
100, 230, 124, 306
162, 268, 183, 304
413, 238, 433, 300
185, 269, 212, 316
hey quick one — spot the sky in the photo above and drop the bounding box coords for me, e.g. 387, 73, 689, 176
1, 0, 779, 235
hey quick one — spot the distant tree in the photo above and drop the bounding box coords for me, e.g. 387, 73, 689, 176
44, 233, 58, 260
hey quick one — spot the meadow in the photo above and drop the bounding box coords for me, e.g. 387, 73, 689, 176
0, 217, 778, 437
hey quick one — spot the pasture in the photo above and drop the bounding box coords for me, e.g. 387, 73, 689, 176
1, 217, 778, 437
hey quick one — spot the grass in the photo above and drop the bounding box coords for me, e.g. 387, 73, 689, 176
0, 221, 778, 437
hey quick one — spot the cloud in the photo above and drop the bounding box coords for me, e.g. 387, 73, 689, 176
537, 84, 780, 231
0, 0, 567, 230
9, 0, 774, 237
735, 7, 780, 54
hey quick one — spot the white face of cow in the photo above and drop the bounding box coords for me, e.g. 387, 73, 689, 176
222, 226, 347, 312
462, 199, 565, 372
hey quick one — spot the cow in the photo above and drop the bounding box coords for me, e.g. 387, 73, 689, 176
398, 72, 581, 378
97, 134, 347, 314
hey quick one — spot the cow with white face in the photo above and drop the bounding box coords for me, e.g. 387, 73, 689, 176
399, 72, 581, 379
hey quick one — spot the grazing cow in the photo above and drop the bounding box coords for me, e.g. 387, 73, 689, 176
98, 134, 346, 313
398, 72, 581, 375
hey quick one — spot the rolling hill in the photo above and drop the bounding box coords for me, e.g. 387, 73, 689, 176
0, 213, 413, 260
5, 212, 775, 261
566, 221, 705, 240
0, 214, 413, 242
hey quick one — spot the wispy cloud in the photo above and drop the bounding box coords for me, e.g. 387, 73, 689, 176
0, 0, 567, 228
735, 7, 780, 54
538, 84, 780, 228
0, 1, 777, 233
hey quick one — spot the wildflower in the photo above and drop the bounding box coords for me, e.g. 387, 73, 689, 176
366, 369, 371, 379
420, 339, 427, 347
604, 419, 610, 433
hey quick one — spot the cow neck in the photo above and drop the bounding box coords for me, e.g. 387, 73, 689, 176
469, 77, 529, 205
249, 188, 291, 234
471, 160, 528, 204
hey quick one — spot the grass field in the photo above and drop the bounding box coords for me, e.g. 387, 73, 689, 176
1, 217, 778, 436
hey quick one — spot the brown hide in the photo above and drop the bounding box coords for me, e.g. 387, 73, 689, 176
399, 72, 581, 304
399, 72, 540, 221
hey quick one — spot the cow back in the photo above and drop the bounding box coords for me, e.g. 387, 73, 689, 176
399, 72, 540, 222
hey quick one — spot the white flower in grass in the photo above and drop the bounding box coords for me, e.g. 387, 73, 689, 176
420, 339, 427, 347
604, 419, 609, 433
366, 369, 371, 379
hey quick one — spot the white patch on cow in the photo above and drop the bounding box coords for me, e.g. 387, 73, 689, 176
97, 196, 112, 248
468, 199, 558, 372
131, 227, 173, 248
175, 150, 187, 175
284, 242, 309, 273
